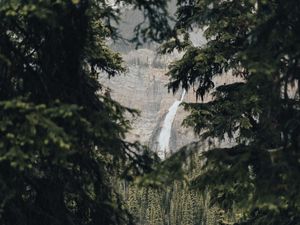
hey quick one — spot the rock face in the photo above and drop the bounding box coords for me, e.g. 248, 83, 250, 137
99, 45, 242, 157
100, 3, 240, 156
99, 53, 197, 155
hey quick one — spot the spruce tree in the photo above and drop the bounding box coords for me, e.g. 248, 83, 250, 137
0, 0, 170, 224
162, 0, 300, 224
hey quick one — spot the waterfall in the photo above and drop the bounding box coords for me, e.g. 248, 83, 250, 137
157, 90, 186, 159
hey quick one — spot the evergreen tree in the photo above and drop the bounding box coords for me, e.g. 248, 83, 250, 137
0, 0, 170, 224
162, 0, 300, 224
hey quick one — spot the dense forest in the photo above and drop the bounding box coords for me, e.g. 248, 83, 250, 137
0, 0, 300, 225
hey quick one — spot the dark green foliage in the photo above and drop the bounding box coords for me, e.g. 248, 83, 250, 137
124, 182, 215, 225
0, 99, 133, 225
163, 0, 300, 224
123, 146, 229, 225
0, 0, 171, 224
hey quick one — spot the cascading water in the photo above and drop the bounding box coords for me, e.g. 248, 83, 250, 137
157, 90, 186, 159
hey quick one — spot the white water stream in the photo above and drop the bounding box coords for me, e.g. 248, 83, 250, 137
157, 90, 186, 159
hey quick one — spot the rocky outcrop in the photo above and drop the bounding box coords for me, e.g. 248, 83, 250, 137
99, 50, 197, 153
101, 1, 241, 154
99, 44, 242, 156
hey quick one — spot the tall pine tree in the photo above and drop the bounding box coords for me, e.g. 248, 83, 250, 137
162, 0, 300, 224
0, 0, 170, 224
